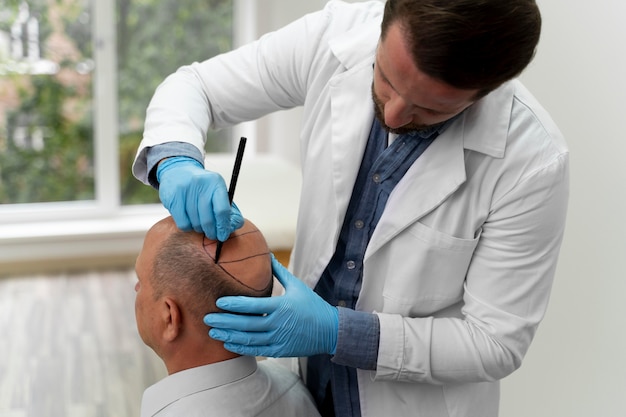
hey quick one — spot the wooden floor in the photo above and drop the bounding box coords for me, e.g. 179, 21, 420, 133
0, 269, 167, 417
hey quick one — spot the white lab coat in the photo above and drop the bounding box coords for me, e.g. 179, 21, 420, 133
134, 2, 569, 416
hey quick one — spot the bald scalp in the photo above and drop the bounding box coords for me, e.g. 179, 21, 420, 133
150, 217, 272, 318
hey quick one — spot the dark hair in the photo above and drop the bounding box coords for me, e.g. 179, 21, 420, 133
151, 229, 273, 318
381, 0, 541, 97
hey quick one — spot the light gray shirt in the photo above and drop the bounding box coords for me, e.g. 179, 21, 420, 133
141, 356, 320, 417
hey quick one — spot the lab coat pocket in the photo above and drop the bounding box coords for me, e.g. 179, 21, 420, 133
381, 222, 481, 316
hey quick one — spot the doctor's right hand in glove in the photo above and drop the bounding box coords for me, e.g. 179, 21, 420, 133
156, 156, 244, 241
204, 255, 339, 358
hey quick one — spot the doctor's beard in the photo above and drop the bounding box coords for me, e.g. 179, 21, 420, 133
371, 83, 431, 135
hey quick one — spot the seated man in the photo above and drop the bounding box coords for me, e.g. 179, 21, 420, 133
134, 216, 320, 417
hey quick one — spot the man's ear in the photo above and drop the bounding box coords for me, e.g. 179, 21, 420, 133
160, 296, 182, 342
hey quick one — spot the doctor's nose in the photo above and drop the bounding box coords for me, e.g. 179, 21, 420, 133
384, 97, 413, 129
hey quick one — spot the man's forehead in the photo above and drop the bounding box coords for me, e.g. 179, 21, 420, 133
375, 29, 478, 113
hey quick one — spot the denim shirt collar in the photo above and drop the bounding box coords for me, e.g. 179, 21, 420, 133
400, 112, 462, 141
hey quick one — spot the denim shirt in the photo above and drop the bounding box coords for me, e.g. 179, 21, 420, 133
308, 117, 452, 417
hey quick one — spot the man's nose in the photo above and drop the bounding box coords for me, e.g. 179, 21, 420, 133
384, 96, 413, 129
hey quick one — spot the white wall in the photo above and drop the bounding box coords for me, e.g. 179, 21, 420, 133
502, 0, 626, 416
260, 2, 626, 415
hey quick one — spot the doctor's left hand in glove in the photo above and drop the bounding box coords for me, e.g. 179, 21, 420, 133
204, 255, 340, 358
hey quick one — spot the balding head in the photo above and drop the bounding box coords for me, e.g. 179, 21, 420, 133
134, 216, 272, 372
149, 216, 272, 317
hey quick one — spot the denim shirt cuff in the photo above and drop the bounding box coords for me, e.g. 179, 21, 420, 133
146, 142, 204, 188
332, 307, 380, 370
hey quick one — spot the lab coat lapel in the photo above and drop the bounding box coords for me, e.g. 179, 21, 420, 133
364, 81, 515, 259
365, 120, 467, 258
325, 21, 380, 232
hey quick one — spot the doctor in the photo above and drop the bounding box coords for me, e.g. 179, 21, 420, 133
133, 1, 569, 416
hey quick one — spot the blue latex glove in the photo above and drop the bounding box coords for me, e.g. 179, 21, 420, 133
156, 156, 244, 240
203, 255, 339, 358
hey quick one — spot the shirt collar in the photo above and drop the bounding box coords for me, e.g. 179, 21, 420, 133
140, 356, 257, 417
389, 112, 463, 144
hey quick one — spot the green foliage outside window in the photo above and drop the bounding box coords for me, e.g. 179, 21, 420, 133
0, 72, 94, 203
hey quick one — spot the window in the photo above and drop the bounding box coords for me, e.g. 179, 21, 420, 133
0, 1, 305, 273
0, 0, 243, 221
